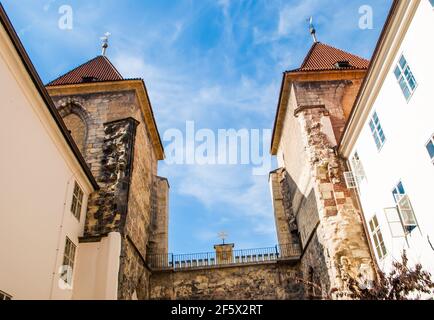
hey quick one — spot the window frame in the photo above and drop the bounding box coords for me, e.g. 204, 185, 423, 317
369, 111, 386, 151
425, 134, 434, 165
70, 181, 84, 221
61, 237, 77, 285
391, 181, 419, 234
369, 215, 388, 260
0, 290, 12, 300
394, 54, 417, 102
351, 151, 366, 181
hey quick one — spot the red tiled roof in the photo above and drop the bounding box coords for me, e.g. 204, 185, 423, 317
47, 55, 123, 86
289, 42, 370, 73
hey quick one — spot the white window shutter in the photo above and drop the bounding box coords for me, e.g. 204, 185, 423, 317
384, 207, 406, 238
396, 194, 418, 228
344, 171, 357, 189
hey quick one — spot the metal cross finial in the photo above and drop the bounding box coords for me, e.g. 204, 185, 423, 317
218, 231, 228, 245
308, 16, 318, 43
100, 32, 111, 56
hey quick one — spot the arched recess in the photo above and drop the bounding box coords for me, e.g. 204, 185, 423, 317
63, 113, 87, 153
56, 100, 91, 155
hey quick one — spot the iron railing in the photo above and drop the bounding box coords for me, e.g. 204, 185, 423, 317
146, 243, 301, 270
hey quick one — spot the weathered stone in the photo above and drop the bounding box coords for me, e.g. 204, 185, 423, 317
50, 87, 169, 300
150, 263, 305, 300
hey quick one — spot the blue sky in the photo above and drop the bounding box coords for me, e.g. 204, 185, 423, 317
2, 0, 392, 253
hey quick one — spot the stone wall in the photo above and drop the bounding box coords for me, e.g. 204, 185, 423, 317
63, 113, 87, 153
84, 117, 138, 235
293, 80, 351, 143
299, 232, 330, 297
270, 167, 328, 297
149, 263, 305, 300
272, 74, 374, 298
296, 106, 374, 296
51, 88, 167, 300
269, 169, 295, 247
148, 177, 170, 255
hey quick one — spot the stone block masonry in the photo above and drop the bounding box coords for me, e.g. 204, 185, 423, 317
49, 85, 168, 300
150, 262, 305, 300
85, 117, 138, 235
296, 106, 374, 296
271, 70, 375, 298
269, 168, 300, 247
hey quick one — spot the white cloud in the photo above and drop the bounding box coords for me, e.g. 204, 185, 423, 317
162, 164, 273, 220
217, 0, 231, 17
253, 0, 319, 45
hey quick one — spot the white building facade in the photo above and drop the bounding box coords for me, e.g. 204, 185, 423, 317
0, 5, 108, 300
340, 0, 434, 274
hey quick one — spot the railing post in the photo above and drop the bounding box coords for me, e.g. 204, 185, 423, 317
275, 245, 279, 259
171, 253, 174, 268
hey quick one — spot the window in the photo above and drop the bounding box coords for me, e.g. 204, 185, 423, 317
394, 55, 417, 101
334, 60, 351, 68
384, 207, 406, 238
0, 290, 12, 300
71, 182, 84, 220
344, 171, 357, 189
426, 134, 434, 165
392, 181, 418, 233
392, 181, 406, 198
351, 151, 366, 181
61, 238, 76, 285
369, 112, 386, 150
369, 215, 387, 260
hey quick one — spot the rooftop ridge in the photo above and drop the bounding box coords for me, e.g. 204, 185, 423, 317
290, 42, 370, 73
46, 55, 124, 86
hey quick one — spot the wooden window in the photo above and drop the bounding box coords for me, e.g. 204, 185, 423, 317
61, 237, 76, 285
392, 181, 418, 233
369, 215, 387, 260
369, 111, 386, 151
394, 55, 417, 101
0, 290, 12, 300
70, 182, 84, 221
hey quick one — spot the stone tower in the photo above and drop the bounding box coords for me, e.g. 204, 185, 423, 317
269, 42, 376, 298
46, 55, 169, 299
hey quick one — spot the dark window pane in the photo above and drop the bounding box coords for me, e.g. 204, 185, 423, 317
399, 56, 407, 69
369, 120, 375, 132
397, 182, 405, 194
394, 66, 401, 80
427, 140, 434, 159
408, 76, 416, 90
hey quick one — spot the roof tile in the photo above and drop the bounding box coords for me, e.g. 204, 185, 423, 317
47, 55, 123, 86
290, 42, 370, 72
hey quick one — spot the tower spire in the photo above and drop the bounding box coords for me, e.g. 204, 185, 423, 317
308, 17, 318, 43
100, 32, 111, 56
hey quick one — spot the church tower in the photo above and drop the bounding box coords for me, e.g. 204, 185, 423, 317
46, 50, 169, 299
269, 41, 376, 298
